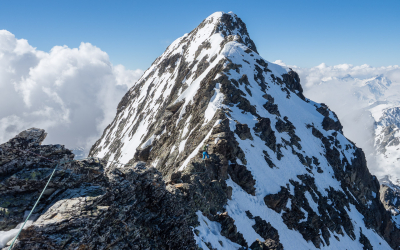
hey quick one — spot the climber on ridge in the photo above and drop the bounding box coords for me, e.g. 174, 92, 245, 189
203, 144, 210, 160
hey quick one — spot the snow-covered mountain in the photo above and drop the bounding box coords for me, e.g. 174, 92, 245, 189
89, 12, 400, 249
319, 74, 392, 105
354, 74, 392, 104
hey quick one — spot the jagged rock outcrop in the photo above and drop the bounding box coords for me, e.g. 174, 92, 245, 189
379, 176, 400, 240
380, 176, 400, 214
0, 128, 75, 231
0, 128, 196, 249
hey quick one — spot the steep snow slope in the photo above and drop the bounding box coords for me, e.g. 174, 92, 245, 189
90, 12, 399, 249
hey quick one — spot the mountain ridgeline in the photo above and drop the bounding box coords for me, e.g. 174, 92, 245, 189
1, 12, 400, 249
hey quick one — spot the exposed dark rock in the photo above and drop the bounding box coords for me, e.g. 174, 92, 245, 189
0, 128, 75, 230
255, 59, 270, 70
380, 177, 400, 213
220, 74, 258, 116
234, 122, 253, 140
281, 70, 305, 100
158, 53, 181, 76
210, 54, 218, 63
322, 116, 343, 132
254, 65, 268, 92
212, 212, 247, 246
228, 163, 256, 195
264, 187, 289, 213
306, 122, 400, 248
195, 41, 211, 59
316, 103, 343, 132
166, 100, 185, 113
193, 55, 210, 79
262, 150, 277, 169
223, 61, 242, 75
239, 74, 250, 86
134, 145, 152, 161
263, 102, 280, 117
262, 93, 280, 116
0, 128, 197, 250
253, 118, 276, 152
217, 14, 258, 54
359, 229, 373, 250
275, 117, 302, 154
275, 117, 295, 134
250, 239, 283, 250
246, 211, 283, 250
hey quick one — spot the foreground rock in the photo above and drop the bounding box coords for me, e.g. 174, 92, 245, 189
0, 128, 196, 249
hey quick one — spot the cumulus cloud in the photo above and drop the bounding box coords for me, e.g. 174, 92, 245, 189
0, 30, 143, 156
274, 60, 400, 178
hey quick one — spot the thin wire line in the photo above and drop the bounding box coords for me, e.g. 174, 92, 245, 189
7, 162, 61, 250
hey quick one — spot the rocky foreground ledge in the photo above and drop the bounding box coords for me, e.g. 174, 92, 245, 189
0, 128, 196, 249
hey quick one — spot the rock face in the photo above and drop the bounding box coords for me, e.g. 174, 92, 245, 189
379, 176, 400, 237
0, 128, 74, 231
380, 176, 400, 214
87, 11, 400, 249
0, 128, 196, 249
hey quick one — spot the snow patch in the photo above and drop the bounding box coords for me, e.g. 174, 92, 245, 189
193, 211, 242, 249
204, 83, 225, 124
0, 220, 35, 248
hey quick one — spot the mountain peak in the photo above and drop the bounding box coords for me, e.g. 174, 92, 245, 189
210, 11, 258, 54
339, 74, 354, 81
176, 11, 258, 56
88, 12, 400, 249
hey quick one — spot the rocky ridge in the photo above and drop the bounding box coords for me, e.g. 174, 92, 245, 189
88, 12, 400, 249
0, 128, 196, 249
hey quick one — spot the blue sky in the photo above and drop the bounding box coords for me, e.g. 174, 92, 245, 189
1, 0, 399, 70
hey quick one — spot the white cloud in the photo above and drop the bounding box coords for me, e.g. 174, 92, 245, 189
0, 30, 143, 156
274, 60, 400, 179
274, 60, 400, 88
